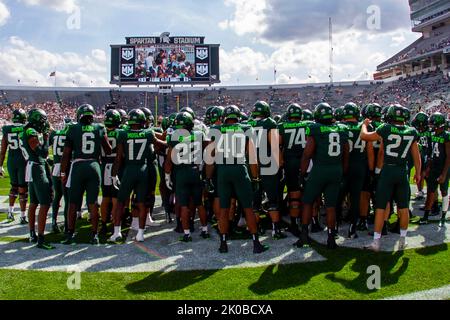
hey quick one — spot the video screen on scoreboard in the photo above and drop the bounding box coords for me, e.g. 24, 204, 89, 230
134, 44, 196, 83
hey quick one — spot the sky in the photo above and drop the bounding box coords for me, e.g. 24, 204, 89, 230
0, 0, 421, 87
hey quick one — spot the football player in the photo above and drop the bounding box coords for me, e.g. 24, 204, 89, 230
61, 104, 112, 245
298, 103, 350, 249
206, 105, 268, 254
361, 104, 421, 251
411, 112, 430, 201
100, 109, 122, 234
419, 112, 449, 226
109, 109, 166, 242
165, 112, 210, 242
248, 101, 286, 239
20, 109, 54, 249
0, 109, 28, 223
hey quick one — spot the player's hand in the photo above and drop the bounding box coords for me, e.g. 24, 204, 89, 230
414, 172, 421, 185
363, 118, 371, 127
112, 176, 121, 190
205, 178, 214, 194
437, 173, 446, 184
165, 173, 173, 190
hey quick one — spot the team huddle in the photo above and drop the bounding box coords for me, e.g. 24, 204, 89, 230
0, 101, 448, 253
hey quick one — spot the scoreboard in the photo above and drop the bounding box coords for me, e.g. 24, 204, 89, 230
110, 33, 220, 85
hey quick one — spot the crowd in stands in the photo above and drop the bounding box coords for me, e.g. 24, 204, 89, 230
0, 71, 448, 127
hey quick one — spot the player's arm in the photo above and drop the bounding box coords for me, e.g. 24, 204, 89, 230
360, 119, 381, 142
153, 136, 167, 151
0, 134, 7, 171
268, 128, 283, 169
301, 136, 315, 176
437, 140, 450, 184
101, 133, 112, 155
112, 142, 124, 177
247, 137, 259, 180
410, 141, 422, 185
342, 141, 350, 175
366, 141, 375, 171
376, 141, 384, 172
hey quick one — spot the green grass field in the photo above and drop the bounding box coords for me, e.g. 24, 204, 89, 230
0, 242, 448, 300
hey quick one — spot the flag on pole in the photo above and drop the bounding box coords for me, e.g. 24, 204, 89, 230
49, 71, 56, 77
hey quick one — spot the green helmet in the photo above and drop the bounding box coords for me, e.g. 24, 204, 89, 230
161, 117, 171, 131
333, 107, 344, 122
104, 109, 121, 129
12, 109, 27, 124
180, 107, 196, 119
273, 115, 282, 123
168, 113, 178, 126
127, 109, 146, 126
342, 102, 360, 120
27, 108, 48, 133
411, 112, 429, 130
210, 106, 224, 124
302, 109, 314, 121
286, 103, 303, 120
314, 103, 333, 123
366, 103, 382, 119
386, 104, 409, 123
174, 112, 194, 130
117, 109, 128, 124
204, 106, 216, 125
140, 107, 154, 127
251, 101, 271, 119
76, 104, 95, 123
240, 112, 249, 122
223, 105, 241, 122
429, 112, 446, 129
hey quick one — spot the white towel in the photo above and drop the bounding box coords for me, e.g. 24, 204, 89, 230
52, 163, 61, 177
103, 163, 113, 186
25, 162, 34, 183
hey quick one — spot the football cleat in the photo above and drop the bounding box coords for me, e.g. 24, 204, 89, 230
20, 217, 28, 225
398, 237, 408, 251
356, 220, 368, 231
61, 234, 76, 245
200, 231, 211, 239
29, 231, 37, 243
364, 239, 381, 252
108, 233, 123, 243
7, 212, 14, 221
90, 234, 100, 245
294, 232, 311, 248
418, 218, 428, 225
272, 230, 287, 240
327, 234, 338, 249
37, 240, 55, 250
134, 233, 145, 243
311, 221, 325, 233
348, 224, 358, 239
179, 234, 192, 243
219, 241, 228, 253
253, 242, 269, 254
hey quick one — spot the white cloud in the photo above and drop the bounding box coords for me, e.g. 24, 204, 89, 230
219, 0, 268, 36
0, 1, 10, 26
18, 0, 78, 13
0, 37, 108, 86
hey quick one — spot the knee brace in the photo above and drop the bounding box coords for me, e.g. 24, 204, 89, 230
19, 192, 28, 203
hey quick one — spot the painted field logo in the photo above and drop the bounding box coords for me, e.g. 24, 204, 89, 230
196, 47, 208, 60
122, 64, 134, 77
66, 267, 81, 290
122, 48, 134, 61
367, 265, 381, 290
196, 63, 208, 76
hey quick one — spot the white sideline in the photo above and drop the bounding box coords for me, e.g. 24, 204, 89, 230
384, 285, 450, 300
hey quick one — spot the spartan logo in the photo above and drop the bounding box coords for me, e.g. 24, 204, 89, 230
160, 32, 171, 44
196, 47, 208, 60
196, 63, 209, 76
122, 48, 134, 61
122, 64, 134, 77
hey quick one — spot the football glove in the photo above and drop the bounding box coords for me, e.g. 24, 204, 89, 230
165, 173, 173, 190
205, 178, 215, 194
112, 176, 121, 190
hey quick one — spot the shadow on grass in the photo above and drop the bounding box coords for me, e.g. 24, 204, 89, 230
125, 269, 217, 293
248, 241, 409, 296
415, 243, 448, 256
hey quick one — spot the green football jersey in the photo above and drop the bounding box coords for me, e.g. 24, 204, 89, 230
2, 124, 26, 164
210, 123, 252, 166
376, 124, 418, 167
307, 123, 349, 165
368, 121, 382, 151
278, 120, 310, 159
168, 130, 204, 168
417, 129, 432, 159
118, 129, 155, 165
49, 129, 68, 164
101, 128, 121, 164
343, 121, 367, 163
429, 130, 450, 169
19, 127, 47, 164
248, 117, 277, 167
66, 123, 106, 160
